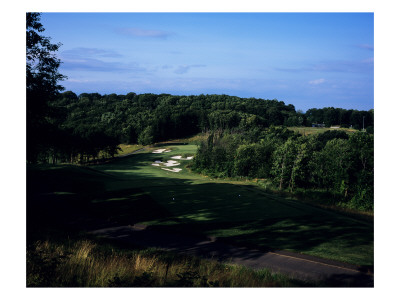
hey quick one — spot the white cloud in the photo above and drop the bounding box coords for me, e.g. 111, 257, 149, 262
309, 78, 326, 85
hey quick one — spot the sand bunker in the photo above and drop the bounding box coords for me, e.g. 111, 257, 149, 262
151, 159, 181, 170
150, 151, 195, 173
164, 160, 180, 167
161, 168, 182, 173
152, 149, 167, 153
170, 156, 194, 160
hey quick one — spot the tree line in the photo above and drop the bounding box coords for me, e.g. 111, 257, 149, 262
304, 107, 374, 131
28, 90, 371, 164
192, 127, 373, 211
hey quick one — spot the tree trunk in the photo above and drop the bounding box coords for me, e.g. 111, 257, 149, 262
279, 161, 285, 190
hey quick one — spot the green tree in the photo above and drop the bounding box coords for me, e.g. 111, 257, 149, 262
311, 138, 352, 196
138, 126, 155, 145
271, 138, 298, 190
234, 144, 259, 177
346, 132, 374, 210
233, 140, 275, 178
27, 12, 66, 163
287, 137, 313, 192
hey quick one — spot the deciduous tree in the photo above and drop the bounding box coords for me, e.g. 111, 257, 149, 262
27, 12, 66, 163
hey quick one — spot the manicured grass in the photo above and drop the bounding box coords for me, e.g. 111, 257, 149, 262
28, 142, 373, 268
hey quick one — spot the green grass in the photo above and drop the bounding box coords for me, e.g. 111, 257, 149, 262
288, 126, 358, 136
27, 142, 373, 269
116, 144, 144, 156
142, 185, 373, 266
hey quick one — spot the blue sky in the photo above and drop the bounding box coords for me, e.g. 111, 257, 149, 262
40, 13, 374, 111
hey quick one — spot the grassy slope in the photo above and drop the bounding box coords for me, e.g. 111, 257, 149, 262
288, 126, 358, 136
27, 141, 373, 268
27, 153, 308, 287
89, 143, 373, 267
116, 144, 144, 156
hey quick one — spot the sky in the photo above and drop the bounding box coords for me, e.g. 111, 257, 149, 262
40, 12, 374, 111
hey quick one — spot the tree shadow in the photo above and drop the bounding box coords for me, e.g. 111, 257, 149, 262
322, 272, 373, 287
89, 223, 373, 287
27, 160, 373, 272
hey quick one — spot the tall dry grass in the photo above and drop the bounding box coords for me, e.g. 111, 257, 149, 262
27, 239, 303, 287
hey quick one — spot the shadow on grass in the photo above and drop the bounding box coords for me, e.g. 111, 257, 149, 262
27, 164, 170, 241
27, 160, 373, 269
88, 224, 373, 287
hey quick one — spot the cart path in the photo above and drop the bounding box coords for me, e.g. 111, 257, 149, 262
90, 224, 373, 287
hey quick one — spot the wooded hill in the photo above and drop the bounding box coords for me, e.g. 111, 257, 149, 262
31, 91, 371, 211
35, 91, 372, 163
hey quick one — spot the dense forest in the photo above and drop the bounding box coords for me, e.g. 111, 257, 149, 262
30, 90, 373, 165
192, 127, 373, 211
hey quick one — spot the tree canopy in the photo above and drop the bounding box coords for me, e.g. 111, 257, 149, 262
192, 128, 373, 211
26, 12, 66, 163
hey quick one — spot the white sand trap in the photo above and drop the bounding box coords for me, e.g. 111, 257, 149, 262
164, 160, 180, 167
164, 150, 171, 153
151, 159, 180, 168
161, 168, 182, 173
152, 149, 167, 153
170, 155, 194, 160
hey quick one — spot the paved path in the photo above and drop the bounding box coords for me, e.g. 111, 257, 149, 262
90, 224, 373, 287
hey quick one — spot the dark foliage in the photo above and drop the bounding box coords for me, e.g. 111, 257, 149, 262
304, 107, 373, 129
192, 129, 373, 211
26, 12, 66, 163
43, 92, 300, 164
